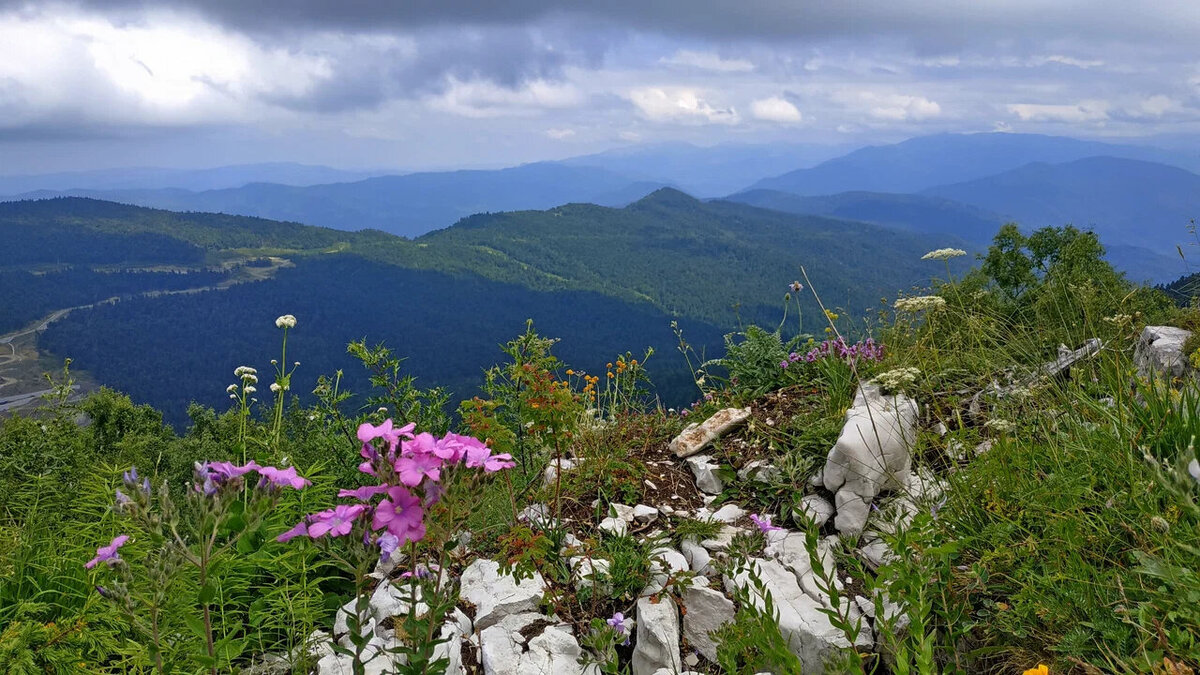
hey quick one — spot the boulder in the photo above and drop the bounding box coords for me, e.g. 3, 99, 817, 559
724, 558, 868, 672
684, 455, 725, 494
459, 559, 546, 631
711, 504, 746, 524
682, 585, 735, 662
599, 517, 628, 536
670, 408, 752, 458
1135, 326, 1192, 379
643, 547, 690, 595
479, 614, 596, 675
632, 596, 682, 675
823, 384, 919, 536
633, 504, 660, 523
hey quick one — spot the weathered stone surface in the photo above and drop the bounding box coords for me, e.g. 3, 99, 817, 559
823, 384, 919, 536
1135, 326, 1192, 379
570, 556, 612, 593
610, 503, 636, 522
599, 516, 628, 536
700, 525, 745, 552
644, 547, 690, 595
738, 460, 780, 483
479, 614, 596, 675
670, 408, 752, 458
543, 458, 578, 487
762, 531, 837, 602
682, 585, 735, 662
684, 455, 725, 494
681, 537, 714, 575
793, 495, 834, 529
633, 504, 660, 523
632, 596, 682, 675
723, 558, 863, 672
459, 559, 546, 631
711, 504, 746, 524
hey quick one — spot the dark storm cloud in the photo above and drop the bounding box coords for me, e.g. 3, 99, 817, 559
7, 0, 1200, 50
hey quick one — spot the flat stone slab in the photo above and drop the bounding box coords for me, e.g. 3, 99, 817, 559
670, 408, 752, 458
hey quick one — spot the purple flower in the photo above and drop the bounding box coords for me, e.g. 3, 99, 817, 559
749, 513, 783, 533
85, 535, 129, 569
377, 532, 401, 559
277, 521, 309, 543
206, 460, 261, 480
395, 451, 442, 487
931, 496, 948, 520
780, 360, 789, 369
257, 465, 311, 490
372, 486, 426, 545
790, 281, 804, 293
114, 488, 131, 507
607, 612, 633, 645
463, 442, 514, 472
307, 504, 366, 538
338, 485, 390, 500
357, 419, 416, 452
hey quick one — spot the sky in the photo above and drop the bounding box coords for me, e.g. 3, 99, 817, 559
3, 0, 1200, 173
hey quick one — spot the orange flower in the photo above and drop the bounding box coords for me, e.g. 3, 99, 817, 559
1023, 665, 1049, 675
607, 372, 614, 378
566, 369, 574, 375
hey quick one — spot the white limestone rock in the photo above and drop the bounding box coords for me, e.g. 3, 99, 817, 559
793, 495, 834, 529
711, 503, 746, 524
681, 537, 714, 576
459, 559, 546, 631
633, 504, 660, 523
670, 407, 752, 458
632, 596, 681, 675
479, 614, 597, 675
682, 585, 735, 662
723, 559, 869, 672
1135, 326, 1192, 379
738, 460, 780, 483
823, 384, 919, 536
700, 525, 745, 552
684, 455, 725, 495
543, 458, 578, 487
599, 517, 628, 536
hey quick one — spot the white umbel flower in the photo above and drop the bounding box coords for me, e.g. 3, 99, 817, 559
921, 248, 967, 261
894, 295, 947, 312
276, 314, 297, 329
270, 383, 282, 393
872, 367, 921, 392
244, 386, 256, 394
226, 384, 238, 394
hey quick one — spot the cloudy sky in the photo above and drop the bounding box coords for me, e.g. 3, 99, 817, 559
3, 0, 1200, 173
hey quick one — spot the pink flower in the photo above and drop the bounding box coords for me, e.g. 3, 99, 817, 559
463, 443, 514, 472
206, 460, 261, 480
357, 419, 416, 451
85, 535, 129, 569
377, 532, 401, 559
276, 521, 309, 543
307, 504, 366, 538
257, 465, 311, 490
395, 451, 441, 486
372, 486, 426, 545
338, 485, 390, 500
749, 513, 783, 533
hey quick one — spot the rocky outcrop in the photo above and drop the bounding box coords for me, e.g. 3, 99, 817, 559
459, 559, 546, 631
682, 584, 735, 662
478, 613, 596, 675
1135, 325, 1193, 379
823, 384, 919, 536
632, 596, 682, 675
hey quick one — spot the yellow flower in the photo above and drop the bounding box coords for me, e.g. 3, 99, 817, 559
1023, 664, 1049, 675
607, 372, 614, 378
566, 369, 574, 375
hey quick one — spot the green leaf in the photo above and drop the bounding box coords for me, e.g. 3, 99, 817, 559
198, 582, 217, 604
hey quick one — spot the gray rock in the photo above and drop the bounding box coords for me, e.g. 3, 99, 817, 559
700, 525, 744, 552
632, 596, 682, 675
643, 547, 690, 595
711, 504, 746, 524
459, 559, 546, 631
599, 517, 628, 536
859, 536, 894, 571
684, 455, 725, 495
682, 585, 735, 662
633, 504, 660, 523
823, 384, 919, 536
738, 460, 780, 483
723, 558, 865, 672
517, 503, 555, 529
670, 407, 752, 457
793, 495, 834, 529
681, 538, 714, 575
570, 556, 612, 593
1135, 326, 1192, 379
479, 614, 596, 675
610, 503, 636, 522
543, 458, 578, 487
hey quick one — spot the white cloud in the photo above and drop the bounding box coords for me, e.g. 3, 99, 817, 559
618, 130, 642, 142
833, 90, 941, 121
1007, 100, 1109, 122
1035, 54, 1105, 69
545, 127, 576, 139
1133, 95, 1184, 117
628, 87, 740, 124
427, 78, 583, 118
751, 96, 802, 122
660, 49, 754, 72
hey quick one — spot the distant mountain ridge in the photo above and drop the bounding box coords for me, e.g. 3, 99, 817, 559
747, 132, 1200, 196
0, 162, 380, 194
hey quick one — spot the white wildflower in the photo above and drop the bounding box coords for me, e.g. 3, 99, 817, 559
271, 359, 278, 365
275, 314, 297, 329
229, 394, 238, 400
234, 366, 257, 377
872, 367, 921, 392
985, 418, 1015, 433
921, 248, 967, 261
245, 374, 258, 384
270, 383, 282, 393
244, 386, 256, 394
894, 295, 947, 312
226, 384, 238, 394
